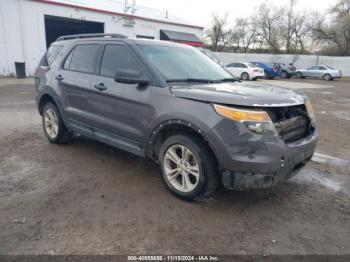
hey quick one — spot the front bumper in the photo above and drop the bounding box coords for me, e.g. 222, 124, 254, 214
210, 119, 318, 190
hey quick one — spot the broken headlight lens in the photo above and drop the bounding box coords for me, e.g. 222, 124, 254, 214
305, 100, 316, 124
213, 104, 277, 135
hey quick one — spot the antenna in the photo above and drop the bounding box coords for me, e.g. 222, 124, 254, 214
122, 0, 136, 27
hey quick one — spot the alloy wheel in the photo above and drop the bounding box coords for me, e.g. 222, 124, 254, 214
44, 108, 59, 139
163, 144, 200, 193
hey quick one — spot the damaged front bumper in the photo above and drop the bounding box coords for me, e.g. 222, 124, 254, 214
221, 156, 310, 190
213, 121, 319, 190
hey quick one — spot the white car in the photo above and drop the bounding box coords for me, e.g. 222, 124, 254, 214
225, 62, 265, 80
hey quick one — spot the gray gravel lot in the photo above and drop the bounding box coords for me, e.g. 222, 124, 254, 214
0, 78, 349, 255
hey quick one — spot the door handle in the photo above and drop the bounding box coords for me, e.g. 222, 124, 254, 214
94, 83, 107, 91
55, 74, 64, 81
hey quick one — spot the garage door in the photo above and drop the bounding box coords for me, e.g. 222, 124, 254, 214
44, 15, 104, 48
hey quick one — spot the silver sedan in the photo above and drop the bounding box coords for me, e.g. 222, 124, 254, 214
296, 65, 342, 81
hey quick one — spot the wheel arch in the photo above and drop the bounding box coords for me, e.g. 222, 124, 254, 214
241, 71, 250, 79
146, 120, 219, 166
323, 73, 332, 80
37, 93, 68, 127
38, 93, 57, 115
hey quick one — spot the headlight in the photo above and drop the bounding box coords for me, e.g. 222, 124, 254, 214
305, 100, 316, 124
213, 104, 277, 135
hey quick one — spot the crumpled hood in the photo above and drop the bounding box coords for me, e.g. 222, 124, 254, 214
170, 82, 306, 107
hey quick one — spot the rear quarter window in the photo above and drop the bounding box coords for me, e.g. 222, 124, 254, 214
46, 45, 63, 65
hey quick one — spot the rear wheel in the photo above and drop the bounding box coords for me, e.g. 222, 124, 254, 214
241, 72, 250, 81
42, 102, 73, 144
159, 134, 219, 201
323, 73, 332, 81
264, 71, 269, 79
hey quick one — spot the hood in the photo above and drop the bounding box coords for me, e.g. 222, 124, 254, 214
170, 82, 306, 107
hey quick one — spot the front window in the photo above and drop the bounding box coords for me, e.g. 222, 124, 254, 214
138, 45, 232, 81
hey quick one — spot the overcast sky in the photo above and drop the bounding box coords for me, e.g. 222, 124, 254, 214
135, 0, 335, 27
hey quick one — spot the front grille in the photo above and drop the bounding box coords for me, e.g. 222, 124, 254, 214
266, 105, 310, 143
274, 116, 308, 143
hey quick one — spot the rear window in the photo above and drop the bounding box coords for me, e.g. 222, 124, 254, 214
65, 44, 99, 74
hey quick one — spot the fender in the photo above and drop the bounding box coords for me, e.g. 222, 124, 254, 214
145, 118, 223, 168
37, 90, 69, 127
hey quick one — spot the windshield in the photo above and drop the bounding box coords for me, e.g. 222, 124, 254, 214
326, 66, 334, 70
247, 63, 257, 68
139, 45, 232, 81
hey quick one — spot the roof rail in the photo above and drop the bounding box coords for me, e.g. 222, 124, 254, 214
56, 33, 127, 41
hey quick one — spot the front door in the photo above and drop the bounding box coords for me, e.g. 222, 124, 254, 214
89, 43, 152, 155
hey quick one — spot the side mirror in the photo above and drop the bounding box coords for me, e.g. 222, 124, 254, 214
114, 69, 149, 86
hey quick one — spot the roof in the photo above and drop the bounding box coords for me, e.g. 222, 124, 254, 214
32, 0, 204, 29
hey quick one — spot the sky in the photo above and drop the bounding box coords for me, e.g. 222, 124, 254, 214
135, 0, 335, 28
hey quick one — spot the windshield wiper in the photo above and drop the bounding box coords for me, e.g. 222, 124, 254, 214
166, 78, 240, 83
166, 78, 221, 83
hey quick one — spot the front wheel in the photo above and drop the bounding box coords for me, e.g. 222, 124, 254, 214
281, 71, 288, 79
159, 134, 219, 201
42, 102, 73, 144
296, 72, 303, 78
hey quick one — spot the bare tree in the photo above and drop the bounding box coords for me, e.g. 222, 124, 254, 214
205, 13, 232, 51
231, 18, 256, 52
253, 2, 282, 53
312, 0, 350, 55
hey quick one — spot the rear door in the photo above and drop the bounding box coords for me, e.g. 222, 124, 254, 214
317, 66, 327, 78
89, 43, 152, 155
57, 43, 101, 134
236, 63, 248, 77
226, 63, 239, 77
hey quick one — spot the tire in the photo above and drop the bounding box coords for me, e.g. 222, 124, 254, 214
241, 72, 249, 81
42, 102, 73, 144
159, 134, 219, 201
281, 71, 288, 79
264, 71, 269, 79
252, 77, 257, 81
323, 74, 332, 81
296, 72, 303, 79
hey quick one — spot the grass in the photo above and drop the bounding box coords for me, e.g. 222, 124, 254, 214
337, 76, 350, 81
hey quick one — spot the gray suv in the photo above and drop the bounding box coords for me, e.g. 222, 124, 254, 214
34, 34, 318, 200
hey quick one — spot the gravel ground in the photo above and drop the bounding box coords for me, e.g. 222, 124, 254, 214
0, 78, 349, 255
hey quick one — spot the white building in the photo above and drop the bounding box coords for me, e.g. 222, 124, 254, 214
0, 0, 204, 76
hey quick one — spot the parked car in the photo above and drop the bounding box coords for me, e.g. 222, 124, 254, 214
273, 62, 296, 79
198, 48, 222, 65
250, 62, 280, 79
225, 62, 265, 80
296, 65, 342, 81
34, 34, 318, 201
